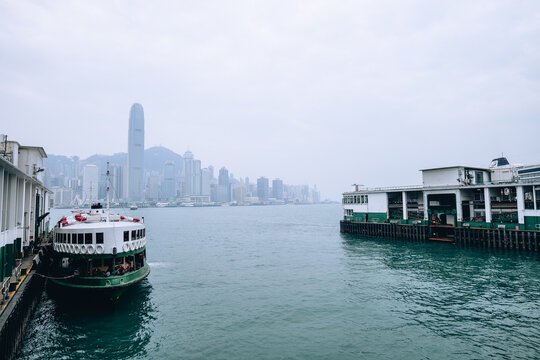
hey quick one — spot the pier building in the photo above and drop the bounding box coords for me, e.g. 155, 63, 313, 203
341, 158, 540, 250
0, 137, 50, 280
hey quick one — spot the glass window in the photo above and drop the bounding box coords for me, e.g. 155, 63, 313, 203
96, 232, 104, 244
78, 234, 83, 244
124, 231, 129, 242
475, 172, 484, 185
365, 195, 368, 203
85, 233, 92, 244
132, 230, 136, 240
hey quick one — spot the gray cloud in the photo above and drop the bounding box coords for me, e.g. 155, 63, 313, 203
1, 0, 539, 199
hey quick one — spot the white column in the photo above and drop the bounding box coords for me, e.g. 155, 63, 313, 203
456, 190, 463, 223
533, 186, 537, 211
9, 174, 17, 230
19, 180, 26, 228
402, 191, 408, 220
484, 187, 492, 223
423, 192, 429, 221
516, 186, 525, 225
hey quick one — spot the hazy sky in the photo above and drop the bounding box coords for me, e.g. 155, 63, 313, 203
1, 1, 539, 200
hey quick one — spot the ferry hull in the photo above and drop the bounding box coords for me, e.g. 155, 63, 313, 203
48, 264, 150, 302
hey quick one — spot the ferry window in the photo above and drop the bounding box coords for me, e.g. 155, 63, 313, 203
360, 195, 364, 204
85, 233, 92, 244
77, 234, 82, 244
132, 230, 136, 240
365, 195, 368, 203
475, 172, 484, 185
124, 231, 129, 242
96, 232, 104, 244
143, 229, 145, 237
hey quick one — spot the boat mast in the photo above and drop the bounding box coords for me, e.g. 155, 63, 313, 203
106, 162, 110, 222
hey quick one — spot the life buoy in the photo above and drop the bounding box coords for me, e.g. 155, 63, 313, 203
123, 243, 129, 252
87, 245, 95, 254
70, 244, 75, 253
96, 245, 104, 254
74, 245, 80, 254
80, 245, 87, 254
130, 242, 135, 251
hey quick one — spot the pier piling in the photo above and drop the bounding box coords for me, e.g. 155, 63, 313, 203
340, 220, 539, 252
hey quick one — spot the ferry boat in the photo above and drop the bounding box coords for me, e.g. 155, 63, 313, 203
129, 204, 138, 210
341, 157, 540, 243
49, 164, 149, 301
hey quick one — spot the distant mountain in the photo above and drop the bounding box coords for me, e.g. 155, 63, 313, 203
82, 152, 127, 169
44, 154, 77, 175
44, 146, 183, 177
144, 146, 184, 174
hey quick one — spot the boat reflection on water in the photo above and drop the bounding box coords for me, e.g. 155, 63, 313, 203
18, 279, 156, 360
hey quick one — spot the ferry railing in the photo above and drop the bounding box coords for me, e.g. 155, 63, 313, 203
1, 277, 10, 304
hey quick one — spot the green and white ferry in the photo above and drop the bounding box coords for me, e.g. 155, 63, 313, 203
50, 165, 149, 301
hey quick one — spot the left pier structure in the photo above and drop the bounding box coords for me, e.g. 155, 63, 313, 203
0, 135, 51, 360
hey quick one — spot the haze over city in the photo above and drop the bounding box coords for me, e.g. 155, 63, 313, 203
1, 1, 539, 200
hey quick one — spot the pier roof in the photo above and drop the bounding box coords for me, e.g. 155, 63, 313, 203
419, 165, 490, 172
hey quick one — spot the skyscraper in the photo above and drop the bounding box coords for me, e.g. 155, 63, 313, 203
257, 177, 269, 201
110, 164, 126, 201
162, 161, 176, 199
82, 164, 99, 203
272, 178, 284, 200
128, 103, 145, 202
218, 167, 230, 202
201, 168, 211, 196
183, 150, 194, 196
193, 159, 202, 195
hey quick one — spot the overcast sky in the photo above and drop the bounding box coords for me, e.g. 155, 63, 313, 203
1, 1, 539, 200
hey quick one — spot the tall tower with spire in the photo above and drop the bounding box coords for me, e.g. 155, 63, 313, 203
128, 103, 145, 202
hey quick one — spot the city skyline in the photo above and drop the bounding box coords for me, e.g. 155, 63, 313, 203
46, 143, 323, 206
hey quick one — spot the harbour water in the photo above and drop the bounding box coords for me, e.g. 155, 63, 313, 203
18, 204, 540, 359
